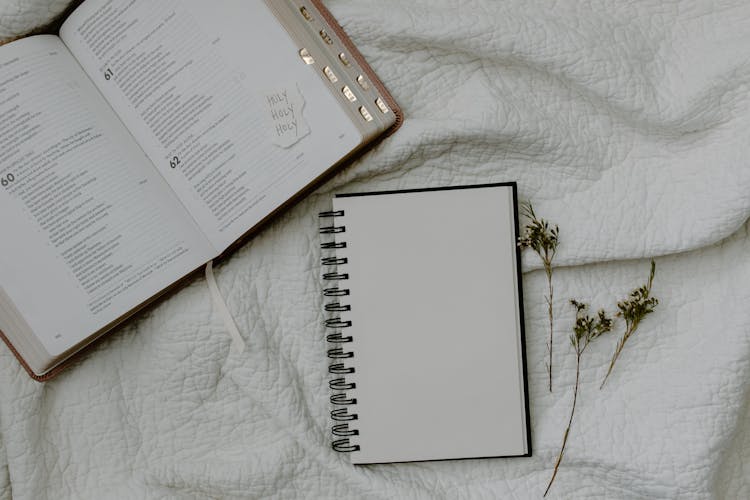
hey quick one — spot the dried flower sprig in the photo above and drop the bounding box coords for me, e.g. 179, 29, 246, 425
544, 301, 613, 497
600, 260, 658, 389
517, 203, 559, 392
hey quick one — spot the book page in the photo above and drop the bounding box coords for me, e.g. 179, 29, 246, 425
0, 36, 213, 358
331, 185, 529, 464
60, 0, 363, 252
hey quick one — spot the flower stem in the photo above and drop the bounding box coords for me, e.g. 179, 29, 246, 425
545, 264, 554, 392
600, 326, 632, 389
544, 351, 581, 497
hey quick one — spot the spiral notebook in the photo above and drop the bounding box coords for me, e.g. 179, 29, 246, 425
319, 183, 531, 464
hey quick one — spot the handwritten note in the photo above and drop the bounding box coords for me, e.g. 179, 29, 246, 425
261, 85, 310, 148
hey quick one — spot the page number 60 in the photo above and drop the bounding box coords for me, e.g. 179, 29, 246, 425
1, 173, 15, 188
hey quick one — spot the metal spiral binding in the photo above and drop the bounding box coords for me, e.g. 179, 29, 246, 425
319, 209, 360, 453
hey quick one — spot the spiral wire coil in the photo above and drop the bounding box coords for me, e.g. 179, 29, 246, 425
319, 210, 360, 452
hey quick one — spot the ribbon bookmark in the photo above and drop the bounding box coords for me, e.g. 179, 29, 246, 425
205, 261, 246, 356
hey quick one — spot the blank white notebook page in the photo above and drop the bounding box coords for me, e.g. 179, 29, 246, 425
333, 185, 529, 464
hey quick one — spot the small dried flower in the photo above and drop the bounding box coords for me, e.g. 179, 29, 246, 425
517, 203, 559, 392
544, 301, 613, 497
600, 260, 659, 389
517, 204, 559, 262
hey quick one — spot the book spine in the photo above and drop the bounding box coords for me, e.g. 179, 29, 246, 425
319, 210, 359, 453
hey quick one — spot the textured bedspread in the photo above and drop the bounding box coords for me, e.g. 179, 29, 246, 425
1, 0, 750, 498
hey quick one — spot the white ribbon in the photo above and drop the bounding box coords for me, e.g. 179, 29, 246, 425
205, 261, 246, 356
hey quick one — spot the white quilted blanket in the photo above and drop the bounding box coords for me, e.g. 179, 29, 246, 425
2, 0, 750, 498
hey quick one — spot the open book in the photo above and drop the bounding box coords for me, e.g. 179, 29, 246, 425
0, 0, 402, 380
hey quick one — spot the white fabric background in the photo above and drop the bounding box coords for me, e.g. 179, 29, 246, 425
0, 0, 67, 40
1, 0, 749, 498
